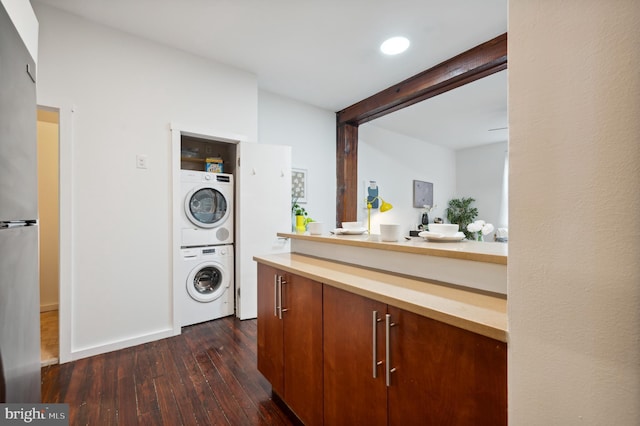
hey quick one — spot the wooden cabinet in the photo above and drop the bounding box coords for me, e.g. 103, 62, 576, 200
258, 262, 506, 426
257, 264, 284, 394
323, 285, 388, 426
323, 286, 507, 426
256, 264, 323, 425
387, 306, 507, 425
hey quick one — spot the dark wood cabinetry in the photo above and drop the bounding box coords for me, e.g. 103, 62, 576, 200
387, 306, 507, 425
323, 286, 506, 426
257, 264, 284, 394
323, 285, 387, 426
258, 262, 507, 426
256, 264, 323, 425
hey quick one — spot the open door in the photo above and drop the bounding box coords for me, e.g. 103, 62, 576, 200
236, 142, 291, 319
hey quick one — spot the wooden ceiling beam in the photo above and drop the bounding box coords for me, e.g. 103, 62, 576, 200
337, 33, 507, 126
334, 33, 507, 226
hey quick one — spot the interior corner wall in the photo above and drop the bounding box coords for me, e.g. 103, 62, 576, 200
258, 90, 336, 228
456, 141, 508, 229
33, 3, 258, 360
358, 124, 456, 234
508, 0, 640, 424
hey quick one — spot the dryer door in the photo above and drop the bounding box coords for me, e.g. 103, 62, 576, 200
187, 261, 229, 303
184, 186, 229, 229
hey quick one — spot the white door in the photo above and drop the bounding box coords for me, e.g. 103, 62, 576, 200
236, 142, 291, 319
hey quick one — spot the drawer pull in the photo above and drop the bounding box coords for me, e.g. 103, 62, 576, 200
385, 314, 396, 387
277, 276, 287, 319
273, 275, 278, 317
372, 311, 382, 378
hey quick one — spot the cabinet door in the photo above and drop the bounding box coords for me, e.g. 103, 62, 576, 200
387, 306, 507, 426
323, 285, 387, 426
236, 142, 291, 319
256, 264, 284, 395
282, 273, 323, 426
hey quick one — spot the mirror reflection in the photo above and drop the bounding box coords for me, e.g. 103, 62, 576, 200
358, 70, 508, 239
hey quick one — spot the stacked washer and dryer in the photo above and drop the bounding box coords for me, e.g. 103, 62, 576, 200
178, 170, 235, 327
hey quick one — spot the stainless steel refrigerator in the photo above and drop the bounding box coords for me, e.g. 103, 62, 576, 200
0, 3, 41, 402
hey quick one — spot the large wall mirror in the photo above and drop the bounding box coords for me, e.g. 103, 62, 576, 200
335, 33, 507, 235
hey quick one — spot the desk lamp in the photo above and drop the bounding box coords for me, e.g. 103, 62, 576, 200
366, 196, 393, 234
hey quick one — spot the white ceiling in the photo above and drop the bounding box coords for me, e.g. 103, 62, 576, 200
32, 0, 508, 149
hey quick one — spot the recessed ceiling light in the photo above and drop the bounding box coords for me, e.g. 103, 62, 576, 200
380, 36, 410, 55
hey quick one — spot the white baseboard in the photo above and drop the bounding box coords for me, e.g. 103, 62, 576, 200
66, 328, 176, 363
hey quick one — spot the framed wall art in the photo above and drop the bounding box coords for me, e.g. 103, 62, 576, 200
365, 179, 380, 209
413, 180, 433, 208
291, 168, 308, 203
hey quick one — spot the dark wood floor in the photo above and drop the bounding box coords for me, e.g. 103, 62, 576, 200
41, 316, 296, 425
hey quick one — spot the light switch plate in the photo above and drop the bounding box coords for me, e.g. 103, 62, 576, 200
136, 154, 148, 169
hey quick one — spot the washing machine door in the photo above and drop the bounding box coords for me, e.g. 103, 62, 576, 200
187, 261, 229, 303
184, 186, 229, 229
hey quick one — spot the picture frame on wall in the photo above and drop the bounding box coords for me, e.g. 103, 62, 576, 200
292, 168, 308, 203
413, 180, 433, 208
365, 179, 380, 209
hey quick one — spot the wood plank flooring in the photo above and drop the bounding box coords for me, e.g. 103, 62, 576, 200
41, 317, 296, 426
41, 310, 59, 366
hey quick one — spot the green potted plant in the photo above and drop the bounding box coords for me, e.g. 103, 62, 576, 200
445, 197, 478, 240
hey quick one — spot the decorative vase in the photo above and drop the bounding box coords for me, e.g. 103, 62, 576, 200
421, 213, 429, 227
295, 215, 306, 233
477, 232, 483, 242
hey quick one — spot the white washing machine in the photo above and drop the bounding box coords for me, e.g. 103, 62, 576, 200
179, 245, 234, 327
181, 170, 233, 247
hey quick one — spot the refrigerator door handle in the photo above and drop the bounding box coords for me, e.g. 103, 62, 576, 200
26, 63, 35, 83
1, 222, 28, 229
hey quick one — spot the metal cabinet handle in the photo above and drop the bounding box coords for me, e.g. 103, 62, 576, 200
385, 314, 397, 387
372, 311, 383, 378
277, 276, 287, 319
273, 275, 279, 317
277, 276, 282, 319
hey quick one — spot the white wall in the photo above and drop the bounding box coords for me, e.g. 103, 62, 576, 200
258, 90, 336, 229
33, 3, 258, 360
456, 141, 508, 229
1, 0, 38, 62
358, 124, 456, 235
360, 124, 507, 237
509, 1, 640, 424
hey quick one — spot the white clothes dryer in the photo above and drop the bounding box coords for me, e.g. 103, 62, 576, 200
180, 170, 233, 247
179, 245, 234, 327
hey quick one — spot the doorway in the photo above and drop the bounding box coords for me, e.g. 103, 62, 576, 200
37, 107, 60, 366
